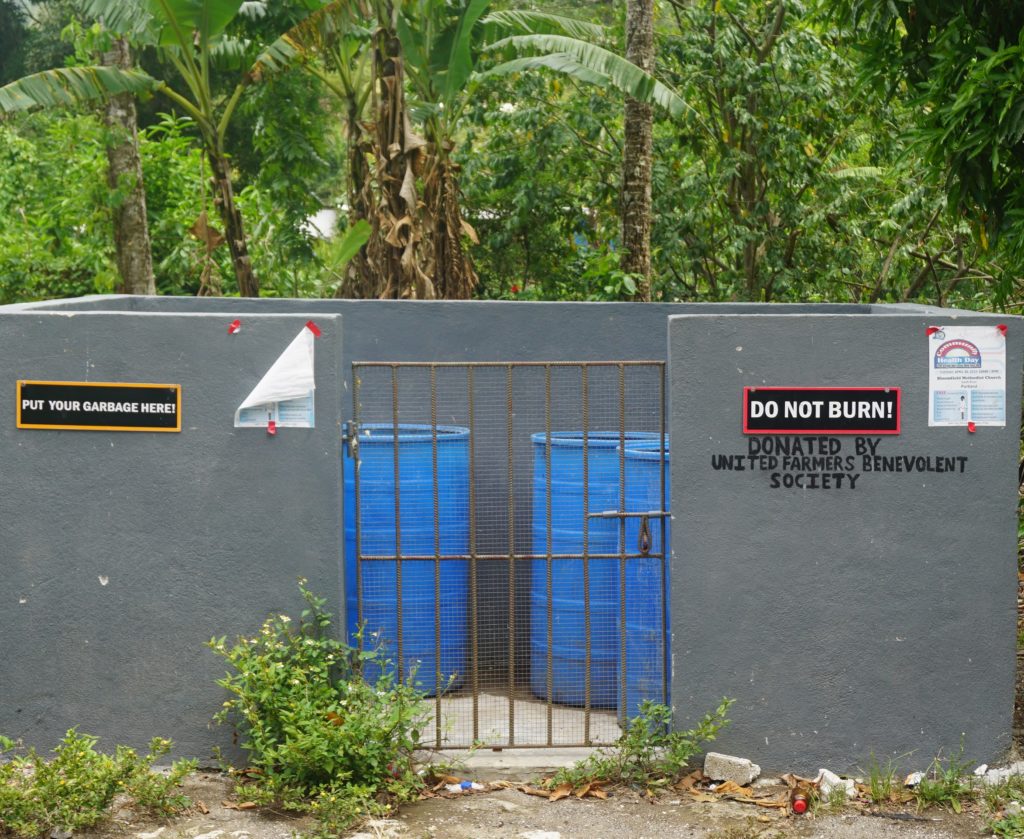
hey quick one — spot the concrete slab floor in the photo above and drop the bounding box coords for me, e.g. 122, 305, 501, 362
417, 692, 622, 770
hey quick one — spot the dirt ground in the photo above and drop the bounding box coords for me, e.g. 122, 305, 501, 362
80, 771, 996, 839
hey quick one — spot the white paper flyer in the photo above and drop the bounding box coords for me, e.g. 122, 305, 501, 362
234, 326, 316, 428
927, 325, 1006, 427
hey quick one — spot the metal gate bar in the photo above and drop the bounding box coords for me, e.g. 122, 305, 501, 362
348, 360, 667, 748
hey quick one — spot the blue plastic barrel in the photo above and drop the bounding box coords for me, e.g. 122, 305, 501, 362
529, 431, 657, 707
622, 438, 670, 720
343, 423, 469, 695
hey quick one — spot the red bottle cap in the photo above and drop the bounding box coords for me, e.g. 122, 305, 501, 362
792, 796, 808, 814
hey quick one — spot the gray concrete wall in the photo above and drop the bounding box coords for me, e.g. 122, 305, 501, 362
0, 312, 344, 759
3, 298, 1021, 771
669, 311, 1023, 772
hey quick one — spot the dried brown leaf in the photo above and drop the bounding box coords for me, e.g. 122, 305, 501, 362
460, 218, 479, 245
714, 780, 753, 797
780, 772, 819, 789
520, 785, 551, 798
675, 770, 703, 791
196, 800, 209, 814
189, 211, 225, 250
574, 783, 592, 799
400, 162, 417, 208
589, 787, 608, 800
750, 797, 789, 809
549, 783, 573, 802
403, 112, 428, 153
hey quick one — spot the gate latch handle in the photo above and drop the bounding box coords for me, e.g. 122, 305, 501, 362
342, 420, 359, 458
639, 515, 651, 556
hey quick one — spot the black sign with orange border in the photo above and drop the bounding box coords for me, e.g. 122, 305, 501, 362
17, 381, 181, 432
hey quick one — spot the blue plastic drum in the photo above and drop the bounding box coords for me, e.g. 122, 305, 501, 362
622, 438, 670, 720
529, 431, 658, 707
343, 423, 469, 694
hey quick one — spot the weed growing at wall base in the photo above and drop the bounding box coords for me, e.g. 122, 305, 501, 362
550, 699, 733, 790
0, 730, 194, 837
208, 580, 429, 835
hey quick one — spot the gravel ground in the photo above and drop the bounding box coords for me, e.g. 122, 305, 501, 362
77, 772, 994, 839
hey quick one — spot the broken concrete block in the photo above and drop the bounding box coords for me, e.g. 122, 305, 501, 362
817, 768, 855, 800
983, 761, 1024, 786
703, 751, 761, 785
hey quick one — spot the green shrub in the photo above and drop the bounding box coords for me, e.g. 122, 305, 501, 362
0, 730, 194, 837
208, 580, 428, 833
550, 698, 733, 789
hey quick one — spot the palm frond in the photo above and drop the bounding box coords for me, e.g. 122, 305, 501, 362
485, 34, 695, 122
0, 66, 160, 113
480, 10, 602, 42
482, 53, 609, 88
80, 0, 155, 37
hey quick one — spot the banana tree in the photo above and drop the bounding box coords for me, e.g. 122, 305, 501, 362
283, 0, 432, 298
278, 1, 375, 295
278, 0, 693, 300
396, 3, 697, 299
0, 0, 307, 297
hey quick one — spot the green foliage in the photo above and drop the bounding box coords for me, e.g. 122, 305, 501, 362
485, 34, 692, 121
550, 699, 733, 789
0, 730, 194, 837
0, 112, 116, 302
458, 68, 621, 297
914, 746, 976, 812
0, 0, 28, 85
862, 752, 900, 805
0, 65, 158, 113
208, 580, 428, 833
827, 0, 1024, 304
991, 812, 1024, 839
316, 219, 372, 289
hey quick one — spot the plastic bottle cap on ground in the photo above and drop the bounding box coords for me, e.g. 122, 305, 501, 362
792, 797, 808, 814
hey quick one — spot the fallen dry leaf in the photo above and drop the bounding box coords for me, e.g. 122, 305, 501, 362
520, 785, 551, 798
687, 790, 718, 803
196, 801, 209, 814
780, 772, 819, 789
714, 780, 753, 797
575, 783, 592, 799
589, 788, 608, 800
750, 797, 789, 810
675, 770, 703, 791
549, 783, 573, 802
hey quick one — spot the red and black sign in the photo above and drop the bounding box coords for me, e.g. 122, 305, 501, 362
17, 381, 181, 432
743, 387, 900, 435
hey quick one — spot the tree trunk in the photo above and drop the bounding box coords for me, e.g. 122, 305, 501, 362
621, 0, 654, 301
207, 150, 258, 297
423, 152, 477, 299
337, 97, 375, 297
101, 37, 155, 296
367, 12, 433, 299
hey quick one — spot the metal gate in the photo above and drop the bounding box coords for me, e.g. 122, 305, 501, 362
344, 361, 668, 748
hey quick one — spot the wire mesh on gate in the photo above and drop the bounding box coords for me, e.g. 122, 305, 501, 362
345, 361, 668, 749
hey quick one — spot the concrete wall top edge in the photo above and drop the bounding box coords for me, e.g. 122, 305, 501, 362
9, 296, 1010, 320
0, 310, 336, 320
669, 309, 1020, 322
